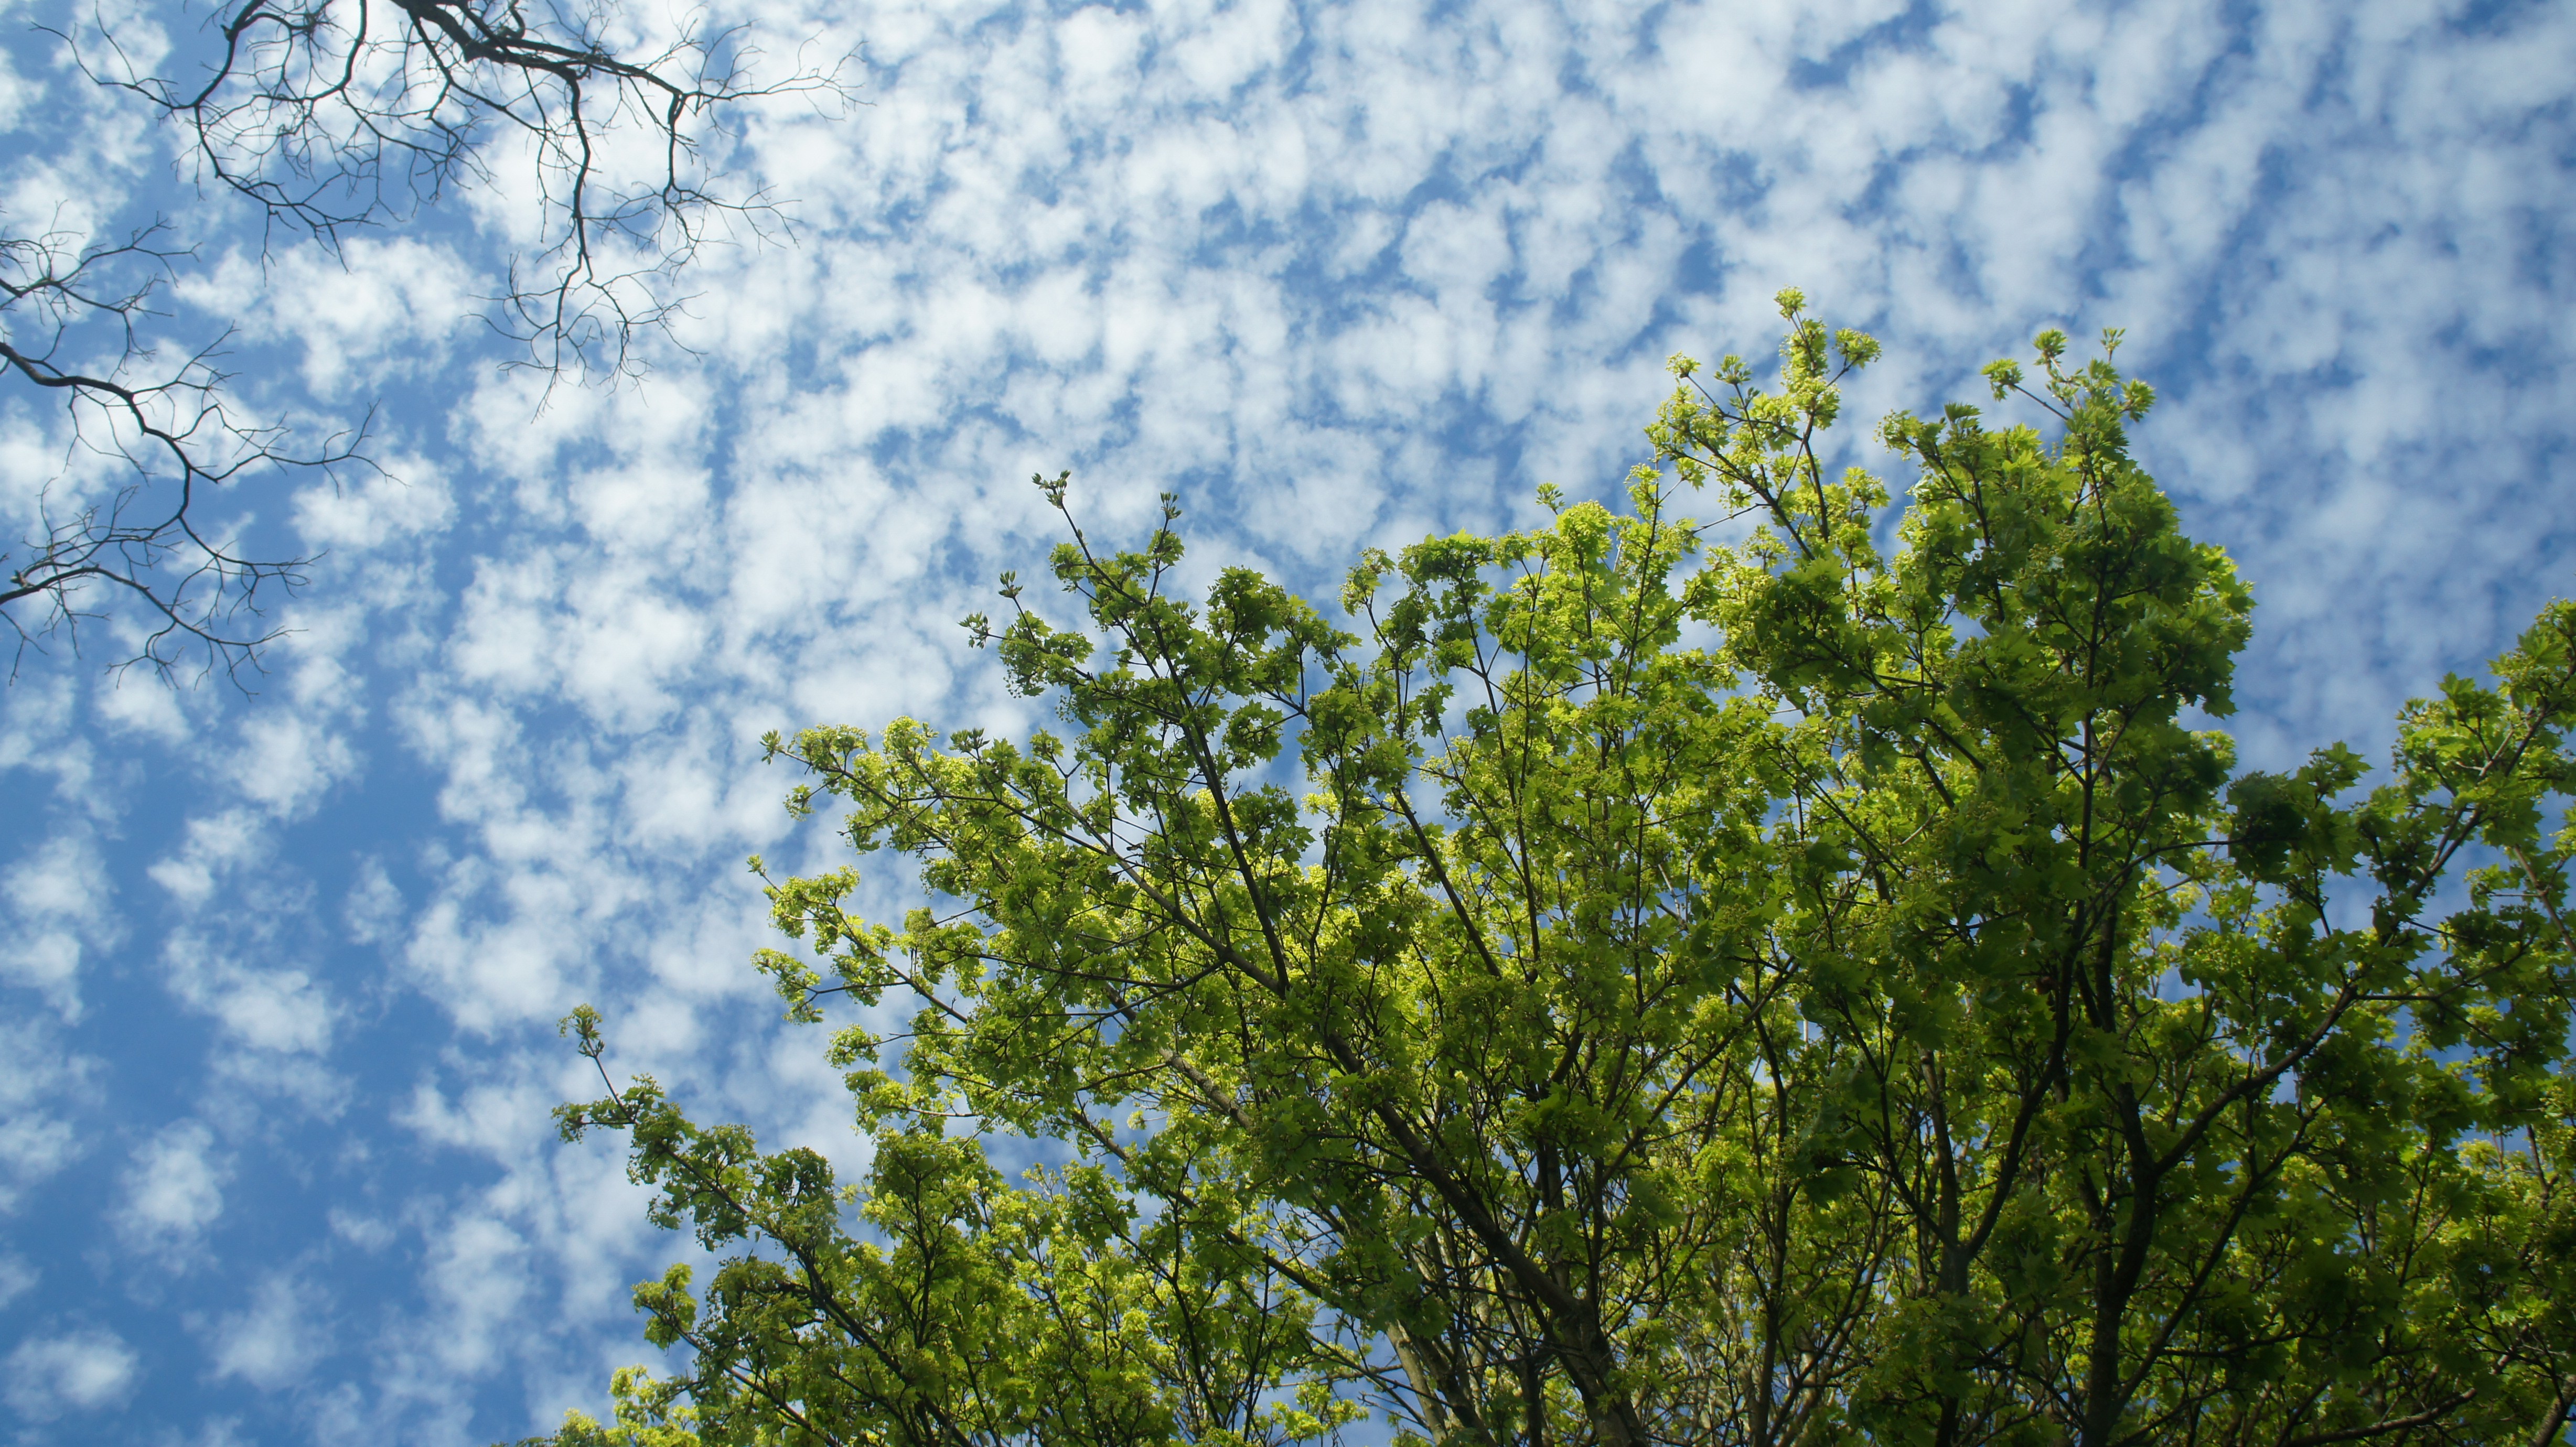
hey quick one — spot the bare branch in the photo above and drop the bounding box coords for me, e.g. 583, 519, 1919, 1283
6, 2, 851, 687
0, 220, 367, 686
62, 0, 857, 380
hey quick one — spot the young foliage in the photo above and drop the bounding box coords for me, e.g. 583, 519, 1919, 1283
545, 298, 2576, 1447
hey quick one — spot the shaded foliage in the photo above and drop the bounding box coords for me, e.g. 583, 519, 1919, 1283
551, 300, 2576, 1447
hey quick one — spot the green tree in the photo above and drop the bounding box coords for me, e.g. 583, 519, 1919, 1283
545, 296, 2576, 1447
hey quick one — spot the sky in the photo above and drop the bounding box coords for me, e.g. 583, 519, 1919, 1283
1, 0, 2571, 1442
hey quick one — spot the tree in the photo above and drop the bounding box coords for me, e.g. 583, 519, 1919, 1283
549, 297, 2576, 1447
4, 0, 847, 681
2, 221, 359, 681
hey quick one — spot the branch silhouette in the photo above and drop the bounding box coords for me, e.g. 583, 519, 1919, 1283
1, 222, 366, 685
3, 2, 854, 687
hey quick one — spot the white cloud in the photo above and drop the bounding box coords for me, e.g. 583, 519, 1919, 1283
205, 1272, 326, 1390
147, 811, 268, 908
4, 827, 102, 933
328, 1208, 396, 1251
164, 930, 337, 1057
115, 1120, 230, 1260
0, 1109, 80, 1215
345, 856, 405, 945
92, 672, 195, 741
1, 828, 112, 1018
0, 927, 82, 1020
412, 1212, 532, 1377
177, 238, 478, 399
0, 1018, 97, 1212
229, 709, 362, 819
3, 1326, 139, 1418
0, 674, 91, 799
294, 458, 456, 554
0, 38, 37, 134
400, 1072, 558, 1164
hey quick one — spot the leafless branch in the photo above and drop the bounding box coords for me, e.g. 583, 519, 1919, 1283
62, 0, 856, 380
4, 1, 851, 688
1, 220, 367, 686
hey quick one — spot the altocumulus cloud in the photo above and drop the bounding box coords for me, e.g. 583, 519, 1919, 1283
4, 1327, 140, 1421
1, 0, 2571, 1442
114, 1121, 231, 1264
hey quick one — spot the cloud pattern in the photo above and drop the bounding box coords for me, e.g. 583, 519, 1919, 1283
3, 0, 2572, 1441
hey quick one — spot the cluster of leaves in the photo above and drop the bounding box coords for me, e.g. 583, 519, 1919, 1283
548, 297, 2576, 1447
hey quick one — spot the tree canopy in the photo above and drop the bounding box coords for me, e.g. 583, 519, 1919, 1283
549, 297, 2576, 1447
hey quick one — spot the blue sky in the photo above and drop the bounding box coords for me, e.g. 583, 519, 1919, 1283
2, 0, 2571, 1442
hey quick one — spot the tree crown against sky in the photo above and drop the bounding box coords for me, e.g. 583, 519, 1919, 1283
549, 299, 2576, 1447
4, 5, 2571, 1443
